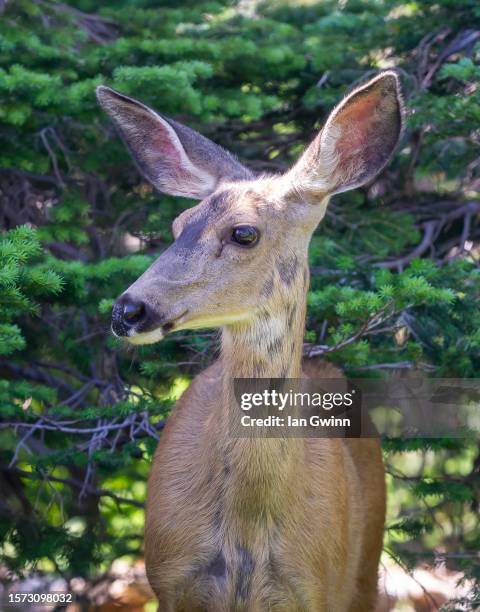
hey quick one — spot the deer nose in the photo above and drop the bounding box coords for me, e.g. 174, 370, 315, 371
111, 295, 147, 336
122, 299, 146, 325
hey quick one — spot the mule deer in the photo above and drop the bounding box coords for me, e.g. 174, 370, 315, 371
97, 71, 404, 611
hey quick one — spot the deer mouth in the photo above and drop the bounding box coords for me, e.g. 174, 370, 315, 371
126, 310, 189, 345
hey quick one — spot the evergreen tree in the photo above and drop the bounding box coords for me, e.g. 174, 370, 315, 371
0, 0, 478, 607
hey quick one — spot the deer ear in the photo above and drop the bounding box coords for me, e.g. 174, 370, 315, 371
96, 86, 252, 199
288, 71, 404, 200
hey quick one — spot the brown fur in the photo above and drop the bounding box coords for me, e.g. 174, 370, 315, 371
145, 369, 385, 612
144, 281, 385, 611
97, 71, 404, 611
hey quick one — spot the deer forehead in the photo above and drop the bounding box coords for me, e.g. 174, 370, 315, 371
172, 181, 292, 240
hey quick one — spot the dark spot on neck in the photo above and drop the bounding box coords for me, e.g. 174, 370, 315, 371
223, 453, 231, 477
268, 550, 281, 581
261, 273, 274, 297
235, 545, 255, 601
267, 335, 284, 355
276, 254, 299, 287
207, 551, 227, 578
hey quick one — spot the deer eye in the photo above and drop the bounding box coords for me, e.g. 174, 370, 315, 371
231, 225, 259, 247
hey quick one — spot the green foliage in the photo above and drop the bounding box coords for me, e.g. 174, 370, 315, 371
0, 227, 62, 355
0, 0, 479, 606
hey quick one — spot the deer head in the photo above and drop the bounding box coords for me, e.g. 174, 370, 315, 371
97, 72, 403, 345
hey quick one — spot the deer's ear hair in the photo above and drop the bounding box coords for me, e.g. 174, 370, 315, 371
286, 71, 404, 201
97, 86, 252, 199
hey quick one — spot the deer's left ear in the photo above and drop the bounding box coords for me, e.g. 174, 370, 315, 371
288, 71, 404, 200
96, 86, 252, 199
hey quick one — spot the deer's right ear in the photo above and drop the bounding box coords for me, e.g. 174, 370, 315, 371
286, 71, 404, 202
96, 86, 251, 199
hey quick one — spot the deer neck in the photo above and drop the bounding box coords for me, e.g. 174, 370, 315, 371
217, 259, 309, 521
222, 254, 309, 379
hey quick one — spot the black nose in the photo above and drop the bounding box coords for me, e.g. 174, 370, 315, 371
122, 300, 146, 325
111, 295, 147, 336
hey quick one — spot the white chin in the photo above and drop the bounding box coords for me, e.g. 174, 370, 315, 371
126, 327, 165, 345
